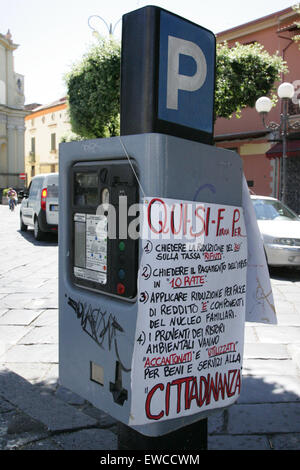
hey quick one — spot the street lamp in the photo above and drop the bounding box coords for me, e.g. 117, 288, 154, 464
255, 82, 300, 205
87, 15, 121, 38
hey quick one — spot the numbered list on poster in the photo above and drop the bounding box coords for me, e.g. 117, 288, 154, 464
130, 197, 248, 425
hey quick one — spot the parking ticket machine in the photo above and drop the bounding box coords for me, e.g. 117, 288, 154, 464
71, 160, 139, 300
59, 133, 246, 436
59, 6, 250, 439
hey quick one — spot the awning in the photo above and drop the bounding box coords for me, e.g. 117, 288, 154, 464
266, 140, 300, 159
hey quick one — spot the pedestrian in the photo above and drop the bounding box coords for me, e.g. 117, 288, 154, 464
7, 187, 17, 211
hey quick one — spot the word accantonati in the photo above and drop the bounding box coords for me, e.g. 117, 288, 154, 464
130, 197, 247, 425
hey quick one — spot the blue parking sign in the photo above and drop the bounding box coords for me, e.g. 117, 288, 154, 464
158, 10, 215, 134
121, 6, 216, 144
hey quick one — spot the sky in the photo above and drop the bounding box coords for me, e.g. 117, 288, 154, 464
1, 0, 298, 105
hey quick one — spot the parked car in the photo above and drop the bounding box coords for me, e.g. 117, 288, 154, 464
19, 173, 59, 240
251, 195, 300, 267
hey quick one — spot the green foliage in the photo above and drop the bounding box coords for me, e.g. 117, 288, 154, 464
215, 42, 287, 119
293, 4, 300, 45
65, 37, 287, 137
60, 131, 84, 143
65, 36, 121, 139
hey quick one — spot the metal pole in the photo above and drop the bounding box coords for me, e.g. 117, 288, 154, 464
281, 99, 289, 205
87, 15, 121, 37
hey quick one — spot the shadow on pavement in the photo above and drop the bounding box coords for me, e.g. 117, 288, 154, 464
0, 367, 299, 450
17, 229, 58, 247
269, 266, 300, 282
0, 368, 117, 450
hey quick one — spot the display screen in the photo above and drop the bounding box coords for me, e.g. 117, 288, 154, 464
74, 172, 98, 206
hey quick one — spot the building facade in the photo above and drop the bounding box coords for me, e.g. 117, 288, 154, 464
214, 6, 300, 212
24, 98, 74, 182
0, 30, 27, 192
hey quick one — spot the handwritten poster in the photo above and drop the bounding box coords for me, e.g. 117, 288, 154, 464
242, 177, 277, 324
130, 197, 248, 425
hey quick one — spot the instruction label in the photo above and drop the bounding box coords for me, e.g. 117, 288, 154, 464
73, 213, 107, 285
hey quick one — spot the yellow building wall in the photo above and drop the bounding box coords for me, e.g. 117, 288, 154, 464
25, 102, 72, 184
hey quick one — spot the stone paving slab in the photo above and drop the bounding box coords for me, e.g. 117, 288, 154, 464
0, 309, 43, 326
207, 410, 226, 434
0, 369, 97, 432
228, 403, 300, 434
0, 409, 49, 450
0, 363, 52, 384
0, 325, 30, 345
0, 285, 48, 293
244, 325, 259, 343
276, 311, 300, 326
238, 375, 300, 403
51, 428, 118, 450
27, 297, 58, 309
255, 325, 300, 344
0, 396, 15, 413
32, 309, 58, 327
42, 364, 59, 386
1, 293, 46, 310
270, 433, 300, 450
3, 344, 58, 363
275, 284, 300, 294
244, 343, 290, 359
288, 344, 300, 370
19, 325, 58, 344
243, 358, 298, 376
272, 300, 298, 314
208, 434, 271, 450
21, 437, 63, 450
54, 386, 86, 405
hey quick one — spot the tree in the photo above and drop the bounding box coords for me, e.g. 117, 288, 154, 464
215, 42, 287, 119
65, 38, 287, 138
65, 37, 121, 139
292, 3, 300, 46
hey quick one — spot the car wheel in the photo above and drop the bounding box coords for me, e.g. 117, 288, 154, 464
34, 217, 44, 241
20, 213, 27, 232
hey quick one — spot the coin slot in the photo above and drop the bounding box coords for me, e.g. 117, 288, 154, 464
90, 361, 104, 386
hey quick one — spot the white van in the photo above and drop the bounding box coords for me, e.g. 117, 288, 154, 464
19, 173, 59, 240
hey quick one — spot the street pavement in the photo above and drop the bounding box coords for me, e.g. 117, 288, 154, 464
0, 204, 300, 451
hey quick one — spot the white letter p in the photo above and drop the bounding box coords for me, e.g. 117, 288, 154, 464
167, 36, 207, 110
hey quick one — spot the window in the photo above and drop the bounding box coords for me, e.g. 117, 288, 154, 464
17, 78, 22, 92
228, 147, 239, 153
29, 178, 42, 198
242, 40, 257, 46
31, 137, 35, 155
252, 198, 298, 221
0, 80, 6, 104
51, 133, 56, 151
